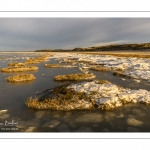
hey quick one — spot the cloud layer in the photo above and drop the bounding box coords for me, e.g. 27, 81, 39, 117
0, 18, 150, 51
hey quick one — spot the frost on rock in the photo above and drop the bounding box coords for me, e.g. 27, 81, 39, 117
67, 81, 150, 110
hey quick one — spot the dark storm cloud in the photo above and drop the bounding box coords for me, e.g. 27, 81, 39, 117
0, 18, 150, 51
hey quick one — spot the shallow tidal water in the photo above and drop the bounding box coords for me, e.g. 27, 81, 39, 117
0, 52, 150, 132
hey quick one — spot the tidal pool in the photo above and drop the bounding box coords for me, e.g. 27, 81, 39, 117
0, 52, 150, 132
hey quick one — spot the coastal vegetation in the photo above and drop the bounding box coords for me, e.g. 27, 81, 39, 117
25, 79, 150, 111
1, 66, 38, 72
25, 84, 94, 110
8, 62, 26, 67
113, 71, 127, 77
45, 64, 77, 68
7, 54, 50, 67
35, 42, 150, 52
45, 64, 61, 68
6, 74, 36, 82
90, 66, 110, 72
54, 73, 96, 81
25, 54, 49, 64
78, 52, 150, 58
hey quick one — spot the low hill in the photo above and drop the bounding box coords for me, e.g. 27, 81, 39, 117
35, 42, 150, 52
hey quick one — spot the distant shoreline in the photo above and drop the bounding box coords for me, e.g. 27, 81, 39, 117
35, 42, 150, 52
1, 51, 150, 58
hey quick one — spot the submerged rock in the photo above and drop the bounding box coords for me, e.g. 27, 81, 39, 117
104, 113, 117, 122
105, 112, 116, 118
0, 114, 10, 119
92, 124, 98, 127
75, 113, 103, 123
68, 123, 77, 130
25, 127, 36, 132
127, 127, 140, 132
127, 118, 144, 127
102, 128, 109, 132
132, 108, 145, 117
35, 111, 46, 119
56, 123, 71, 132
16, 119, 40, 129
76, 126, 93, 132
116, 126, 125, 131
65, 111, 72, 116
116, 113, 124, 118
43, 119, 60, 128
0, 110, 8, 115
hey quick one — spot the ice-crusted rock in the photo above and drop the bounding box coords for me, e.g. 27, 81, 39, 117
68, 81, 120, 96
132, 63, 150, 70
47, 53, 150, 109
126, 70, 150, 81
52, 53, 150, 78
67, 80, 150, 110
96, 97, 118, 105
118, 92, 131, 102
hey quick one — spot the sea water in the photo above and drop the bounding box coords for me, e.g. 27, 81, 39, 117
0, 52, 150, 132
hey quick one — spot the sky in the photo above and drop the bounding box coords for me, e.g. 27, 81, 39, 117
0, 18, 150, 51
